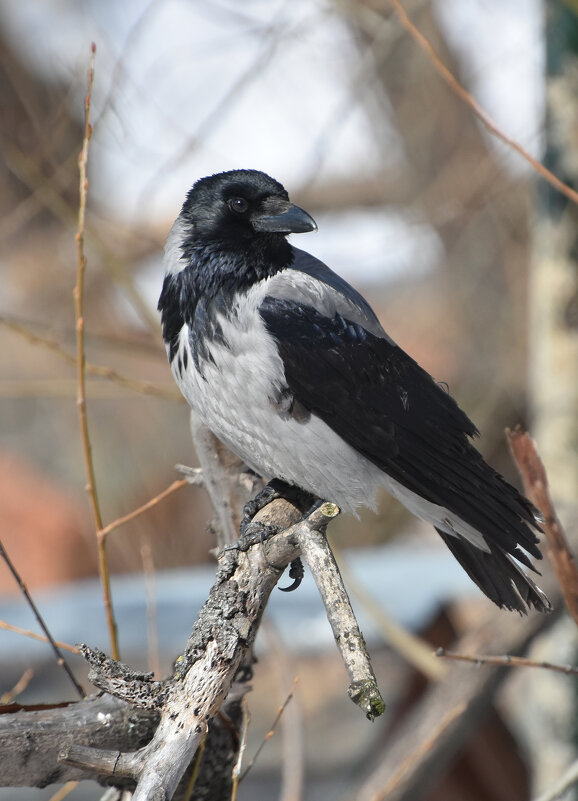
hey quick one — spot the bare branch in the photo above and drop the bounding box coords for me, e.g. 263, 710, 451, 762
436, 647, 578, 677
59, 498, 327, 800
506, 428, 578, 627
386, 0, 578, 207
0, 540, 85, 699
296, 509, 385, 720
0, 619, 80, 654
73, 44, 119, 661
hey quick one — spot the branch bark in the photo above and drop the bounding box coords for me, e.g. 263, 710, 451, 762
57, 500, 340, 800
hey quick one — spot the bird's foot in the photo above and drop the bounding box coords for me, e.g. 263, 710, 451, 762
240, 479, 314, 535
223, 521, 280, 553
225, 481, 317, 591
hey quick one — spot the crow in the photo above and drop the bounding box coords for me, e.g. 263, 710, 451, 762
158, 168, 551, 614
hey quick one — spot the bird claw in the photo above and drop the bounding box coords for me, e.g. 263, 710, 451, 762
223, 522, 279, 553
279, 557, 304, 592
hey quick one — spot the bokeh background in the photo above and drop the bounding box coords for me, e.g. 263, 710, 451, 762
1, 1, 577, 800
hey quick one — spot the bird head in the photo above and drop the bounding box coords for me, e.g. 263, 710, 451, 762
179, 169, 317, 245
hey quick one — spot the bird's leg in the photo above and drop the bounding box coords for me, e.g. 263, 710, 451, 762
240, 478, 314, 535
223, 481, 316, 591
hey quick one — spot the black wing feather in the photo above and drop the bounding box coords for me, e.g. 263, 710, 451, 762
259, 296, 541, 563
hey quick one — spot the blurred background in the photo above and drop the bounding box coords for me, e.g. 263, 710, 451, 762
0, 0, 577, 799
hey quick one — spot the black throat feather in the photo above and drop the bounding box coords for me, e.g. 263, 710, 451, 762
158, 232, 294, 371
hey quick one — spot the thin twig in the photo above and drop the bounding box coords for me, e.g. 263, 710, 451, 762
262, 621, 305, 801
388, 0, 578, 208
0, 619, 79, 653
48, 782, 80, 801
0, 317, 182, 401
506, 428, 578, 625
140, 539, 161, 679
182, 735, 206, 801
367, 703, 467, 801
240, 678, 299, 782
436, 647, 578, 676
73, 44, 119, 661
99, 478, 190, 539
232, 698, 251, 800
0, 668, 34, 704
0, 540, 85, 698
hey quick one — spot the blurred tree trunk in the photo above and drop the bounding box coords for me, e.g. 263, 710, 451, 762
530, 1, 578, 524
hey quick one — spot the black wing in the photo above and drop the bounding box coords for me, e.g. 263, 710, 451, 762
258, 293, 541, 566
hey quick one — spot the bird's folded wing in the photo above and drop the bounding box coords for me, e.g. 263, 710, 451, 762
259, 270, 540, 563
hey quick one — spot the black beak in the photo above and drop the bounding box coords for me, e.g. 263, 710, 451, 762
252, 202, 317, 234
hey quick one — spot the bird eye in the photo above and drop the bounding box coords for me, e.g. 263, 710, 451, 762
228, 197, 249, 214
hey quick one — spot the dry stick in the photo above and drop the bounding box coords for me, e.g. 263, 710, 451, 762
436, 648, 578, 677
370, 703, 467, 801
0, 316, 182, 401
5, 141, 160, 336
295, 505, 385, 720
99, 477, 192, 539
240, 678, 300, 782
336, 550, 446, 681
73, 45, 119, 661
0, 619, 80, 654
140, 540, 161, 679
182, 735, 206, 801
0, 540, 85, 698
47, 781, 79, 801
388, 0, 578, 209
0, 668, 34, 704
231, 700, 250, 801
506, 428, 578, 626
262, 622, 305, 801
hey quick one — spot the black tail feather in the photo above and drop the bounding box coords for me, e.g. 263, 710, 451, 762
435, 528, 552, 614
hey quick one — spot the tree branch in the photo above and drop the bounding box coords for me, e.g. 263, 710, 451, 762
296, 510, 385, 720
59, 499, 334, 800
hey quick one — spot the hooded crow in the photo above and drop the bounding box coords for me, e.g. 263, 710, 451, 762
158, 169, 551, 614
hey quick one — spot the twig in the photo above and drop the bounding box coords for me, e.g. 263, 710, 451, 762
295, 505, 385, 720
48, 782, 79, 801
231, 699, 250, 801
0, 668, 34, 704
436, 647, 578, 677
370, 703, 467, 801
262, 622, 305, 801
0, 619, 80, 654
182, 734, 206, 801
368, 703, 467, 801
73, 44, 119, 661
240, 678, 299, 782
99, 478, 191, 539
531, 756, 578, 801
506, 428, 578, 625
336, 549, 446, 681
140, 539, 160, 679
388, 0, 578, 208
0, 540, 85, 699
0, 316, 182, 401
